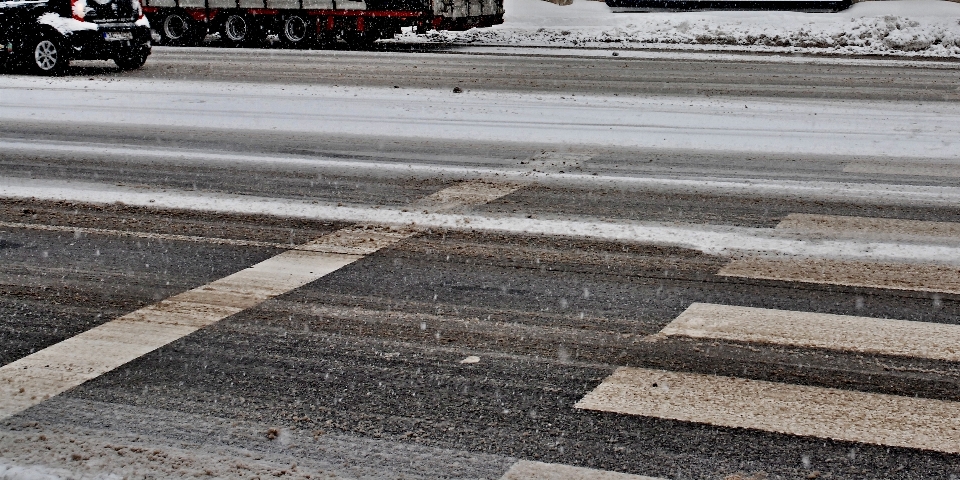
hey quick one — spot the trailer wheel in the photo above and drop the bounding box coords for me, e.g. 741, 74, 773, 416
280, 14, 315, 47
158, 12, 205, 46
220, 13, 263, 47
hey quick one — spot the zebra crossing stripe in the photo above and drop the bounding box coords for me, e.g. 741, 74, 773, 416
845, 161, 960, 178
500, 460, 664, 480
0, 182, 520, 421
661, 303, 960, 362
718, 256, 960, 295
575, 367, 960, 454
775, 213, 960, 242
720, 214, 960, 294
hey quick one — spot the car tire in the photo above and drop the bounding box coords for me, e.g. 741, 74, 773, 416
115, 49, 150, 70
24, 32, 68, 76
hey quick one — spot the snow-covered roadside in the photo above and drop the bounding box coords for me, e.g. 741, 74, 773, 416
401, 0, 960, 57
4, 76, 960, 159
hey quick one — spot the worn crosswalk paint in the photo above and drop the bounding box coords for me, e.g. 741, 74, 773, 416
0, 248, 365, 421
576, 367, 960, 454
845, 161, 960, 178
415, 181, 524, 211
720, 213, 960, 294
500, 460, 664, 480
775, 213, 960, 242
661, 303, 960, 362
0, 181, 519, 421
718, 255, 960, 295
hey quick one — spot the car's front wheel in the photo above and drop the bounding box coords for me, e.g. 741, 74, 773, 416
24, 33, 68, 75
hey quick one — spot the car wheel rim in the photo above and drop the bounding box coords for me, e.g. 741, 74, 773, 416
224, 16, 247, 41
164, 15, 188, 40
284, 16, 306, 42
34, 40, 58, 71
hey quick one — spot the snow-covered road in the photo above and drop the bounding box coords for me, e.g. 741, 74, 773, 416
2, 76, 958, 159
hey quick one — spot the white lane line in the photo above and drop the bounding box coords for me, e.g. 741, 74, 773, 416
718, 256, 960, 295
661, 303, 960, 362
500, 460, 664, 480
0, 181, 518, 421
4, 177, 960, 264
5, 138, 960, 207
575, 367, 960, 454
845, 161, 960, 178
776, 213, 960, 243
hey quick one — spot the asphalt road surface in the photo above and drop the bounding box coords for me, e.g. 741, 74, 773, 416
1, 46, 960, 479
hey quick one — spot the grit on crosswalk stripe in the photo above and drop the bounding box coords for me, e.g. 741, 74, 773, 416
500, 460, 664, 480
0, 181, 520, 421
575, 367, 960, 454
416, 180, 525, 211
661, 303, 960, 362
720, 213, 960, 294
775, 213, 960, 242
718, 254, 960, 295
845, 161, 960, 178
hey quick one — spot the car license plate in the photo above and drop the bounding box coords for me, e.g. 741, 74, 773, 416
103, 31, 133, 41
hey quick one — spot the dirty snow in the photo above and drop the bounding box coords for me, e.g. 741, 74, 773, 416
3, 176, 960, 264
406, 0, 960, 57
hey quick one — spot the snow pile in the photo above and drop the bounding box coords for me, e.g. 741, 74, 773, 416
37, 12, 98, 34
412, 0, 960, 56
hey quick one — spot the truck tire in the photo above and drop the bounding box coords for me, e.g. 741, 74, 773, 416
279, 14, 315, 47
115, 49, 150, 70
219, 13, 263, 47
158, 12, 205, 46
23, 32, 68, 76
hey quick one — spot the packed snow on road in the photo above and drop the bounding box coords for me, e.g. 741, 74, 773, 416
398, 0, 960, 57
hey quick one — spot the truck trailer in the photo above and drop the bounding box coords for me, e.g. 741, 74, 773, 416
141, 0, 503, 47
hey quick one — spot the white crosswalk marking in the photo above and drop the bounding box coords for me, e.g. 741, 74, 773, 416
661, 303, 960, 362
720, 213, 960, 294
586, 210, 960, 454
775, 213, 960, 242
718, 256, 960, 295
845, 161, 960, 178
576, 367, 960, 454
500, 460, 664, 480
0, 181, 519, 421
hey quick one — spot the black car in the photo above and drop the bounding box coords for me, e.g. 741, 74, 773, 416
1, 0, 151, 74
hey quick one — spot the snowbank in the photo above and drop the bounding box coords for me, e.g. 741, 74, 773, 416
408, 0, 960, 57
